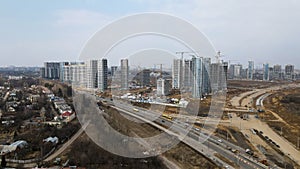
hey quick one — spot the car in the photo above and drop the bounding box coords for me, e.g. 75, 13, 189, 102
194, 128, 200, 131
246, 149, 254, 155
231, 149, 238, 153
251, 130, 257, 135
218, 139, 222, 143
259, 131, 263, 134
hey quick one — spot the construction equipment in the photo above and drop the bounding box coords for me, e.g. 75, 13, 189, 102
175, 51, 201, 60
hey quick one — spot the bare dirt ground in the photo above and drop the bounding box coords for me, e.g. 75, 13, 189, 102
227, 113, 299, 168
163, 143, 218, 169
264, 88, 300, 151
227, 80, 284, 89
226, 80, 284, 108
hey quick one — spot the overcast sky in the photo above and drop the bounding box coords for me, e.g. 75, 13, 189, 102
1, 0, 300, 68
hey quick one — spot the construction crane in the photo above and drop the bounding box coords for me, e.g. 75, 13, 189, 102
175, 51, 201, 60
216, 50, 226, 63
176, 50, 225, 63
227, 60, 239, 65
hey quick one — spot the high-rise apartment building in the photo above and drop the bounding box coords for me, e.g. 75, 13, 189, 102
183, 59, 193, 90
98, 59, 108, 92
211, 63, 220, 91
273, 64, 282, 80
220, 62, 228, 90
263, 63, 269, 81
192, 57, 203, 98
59, 62, 70, 82
229, 64, 242, 79
40, 68, 46, 78
247, 61, 254, 80
121, 59, 129, 89
210, 61, 228, 91
44, 62, 60, 79
63, 63, 73, 83
285, 64, 295, 80
86, 60, 98, 89
172, 59, 183, 89
111, 66, 118, 77
157, 78, 171, 96
72, 62, 87, 88
202, 58, 211, 94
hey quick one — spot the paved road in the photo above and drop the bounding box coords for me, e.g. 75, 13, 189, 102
111, 101, 266, 169
3, 91, 10, 101
44, 121, 90, 162
112, 105, 235, 168
232, 84, 300, 110
231, 90, 259, 108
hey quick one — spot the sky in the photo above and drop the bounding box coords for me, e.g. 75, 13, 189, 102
1, 0, 300, 68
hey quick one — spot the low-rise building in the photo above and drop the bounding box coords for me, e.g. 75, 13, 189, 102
157, 78, 171, 96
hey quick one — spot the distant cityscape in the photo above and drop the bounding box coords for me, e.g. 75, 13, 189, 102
36, 55, 300, 99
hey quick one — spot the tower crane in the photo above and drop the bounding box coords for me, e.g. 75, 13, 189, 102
216, 50, 226, 63
175, 51, 201, 60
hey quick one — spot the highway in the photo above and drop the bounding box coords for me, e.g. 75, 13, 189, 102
106, 100, 267, 169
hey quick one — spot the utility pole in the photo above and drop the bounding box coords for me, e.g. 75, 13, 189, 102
160, 64, 163, 79
240, 121, 242, 130
237, 152, 240, 165
227, 130, 229, 141
207, 140, 210, 152
297, 137, 300, 149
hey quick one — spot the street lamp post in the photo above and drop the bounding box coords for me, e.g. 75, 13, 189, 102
240, 121, 242, 130
227, 131, 229, 141
207, 141, 210, 151
297, 137, 300, 150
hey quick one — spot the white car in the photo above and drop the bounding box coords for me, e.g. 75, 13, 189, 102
218, 139, 222, 143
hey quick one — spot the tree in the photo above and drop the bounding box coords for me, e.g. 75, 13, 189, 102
1, 155, 6, 168
66, 86, 72, 97
57, 88, 63, 97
